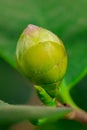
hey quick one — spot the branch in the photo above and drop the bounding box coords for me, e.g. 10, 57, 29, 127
67, 108, 87, 124
56, 101, 87, 124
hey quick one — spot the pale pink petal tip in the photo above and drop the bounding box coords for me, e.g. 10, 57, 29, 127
25, 24, 39, 34
28, 24, 39, 29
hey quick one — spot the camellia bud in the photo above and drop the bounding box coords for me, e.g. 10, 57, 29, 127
16, 24, 67, 98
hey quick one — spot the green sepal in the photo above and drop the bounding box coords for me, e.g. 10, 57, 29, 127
34, 85, 56, 106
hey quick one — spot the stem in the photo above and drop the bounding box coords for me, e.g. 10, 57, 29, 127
58, 82, 87, 124
66, 108, 87, 124
56, 100, 87, 124
0, 104, 71, 125
59, 83, 79, 109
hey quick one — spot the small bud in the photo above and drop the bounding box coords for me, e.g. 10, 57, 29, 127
16, 24, 67, 98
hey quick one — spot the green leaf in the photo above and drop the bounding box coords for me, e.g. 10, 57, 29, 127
37, 119, 87, 130
71, 76, 87, 111
0, 0, 87, 91
0, 58, 32, 104
0, 100, 9, 106
0, 100, 71, 125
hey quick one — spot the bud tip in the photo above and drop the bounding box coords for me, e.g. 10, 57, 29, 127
24, 24, 39, 35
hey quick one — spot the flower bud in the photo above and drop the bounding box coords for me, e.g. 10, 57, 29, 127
16, 24, 67, 97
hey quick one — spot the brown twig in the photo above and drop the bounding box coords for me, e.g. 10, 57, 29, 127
56, 101, 87, 124
67, 109, 87, 124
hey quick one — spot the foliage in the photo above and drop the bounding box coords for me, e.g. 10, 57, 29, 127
0, 0, 87, 129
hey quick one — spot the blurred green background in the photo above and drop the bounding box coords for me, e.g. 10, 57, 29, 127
0, 0, 87, 129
